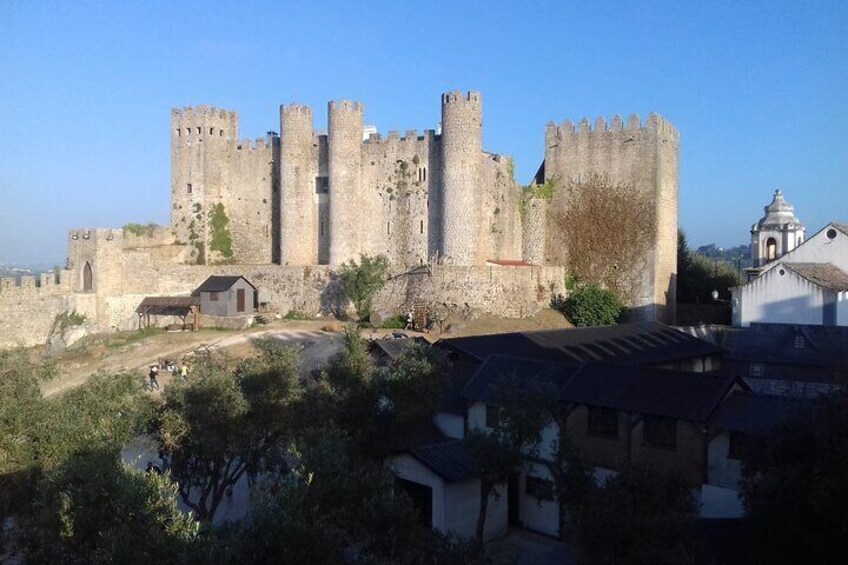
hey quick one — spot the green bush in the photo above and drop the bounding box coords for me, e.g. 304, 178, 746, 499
560, 284, 625, 326
284, 310, 310, 321
58, 310, 87, 330
340, 254, 390, 321
381, 315, 407, 329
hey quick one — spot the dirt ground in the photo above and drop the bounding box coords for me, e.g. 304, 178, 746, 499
43, 309, 570, 397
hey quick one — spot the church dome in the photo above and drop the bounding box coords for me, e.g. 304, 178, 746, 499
757, 189, 801, 229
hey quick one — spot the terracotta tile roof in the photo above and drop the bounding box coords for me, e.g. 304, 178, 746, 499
783, 262, 848, 291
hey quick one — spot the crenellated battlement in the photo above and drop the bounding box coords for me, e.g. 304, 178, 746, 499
172, 105, 238, 140
0, 268, 71, 296
442, 90, 482, 104
328, 100, 364, 112
235, 137, 275, 151
547, 113, 679, 141
363, 128, 437, 146
172, 105, 237, 120
280, 104, 312, 116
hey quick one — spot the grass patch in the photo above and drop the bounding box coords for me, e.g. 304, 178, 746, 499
106, 328, 162, 349
283, 310, 311, 321
381, 314, 407, 329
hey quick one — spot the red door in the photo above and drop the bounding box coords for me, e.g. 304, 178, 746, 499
236, 288, 245, 313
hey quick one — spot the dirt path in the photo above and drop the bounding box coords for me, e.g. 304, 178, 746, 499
42, 309, 569, 397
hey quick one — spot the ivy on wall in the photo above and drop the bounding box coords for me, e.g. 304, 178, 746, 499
209, 203, 234, 260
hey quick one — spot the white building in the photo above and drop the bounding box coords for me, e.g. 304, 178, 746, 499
747, 189, 806, 277
733, 222, 848, 327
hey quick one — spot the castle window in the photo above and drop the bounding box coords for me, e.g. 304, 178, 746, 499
210, 127, 214, 135
82, 261, 93, 292
196, 127, 201, 134
220, 130, 224, 137
186, 183, 192, 194
387, 222, 391, 236
316, 176, 329, 193
320, 221, 324, 236
176, 128, 181, 137
420, 220, 424, 234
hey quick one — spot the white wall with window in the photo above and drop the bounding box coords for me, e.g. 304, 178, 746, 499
519, 462, 560, 537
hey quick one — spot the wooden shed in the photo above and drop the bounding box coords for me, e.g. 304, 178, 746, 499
135, 296, 200, 330
192, 275, 256, 317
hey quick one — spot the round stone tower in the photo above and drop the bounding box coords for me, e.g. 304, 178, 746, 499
750, 189, 805, 268
440, 91, 482, 265
328, 100, 364, 265
279, 104, 316, 265
170, 106, 238, 264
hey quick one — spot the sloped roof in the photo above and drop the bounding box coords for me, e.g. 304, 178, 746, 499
757, 189, 802, 229
409, 440, 477, 482
135, 296, 199, 315
832, 222, 848, 236
710, 391, 812, 433
460, 356, 580, 404
561, 363, 742, 423
783, 262, 848, 291
676, 323, 848, 379
371, 337, 430, 360
192, 275, 255, 295
439, 322, 719, 367
461, 355, 743, 423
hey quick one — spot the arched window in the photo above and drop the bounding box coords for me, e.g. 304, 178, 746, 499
765, 238, 777, 261
83, 261, 93, 292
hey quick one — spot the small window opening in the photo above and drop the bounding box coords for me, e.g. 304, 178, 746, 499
210, 127, 214, 135
765, 237, 777, 261
320, 221, 324, 236
485, 404, 500, 428
209, 292, 219, 302
186, 183, 192, 194
423, 167, 427, 181
196, 127, 201, 134
525, 476, 554, 501
419, 220, 424, 234
387, 222, 391, 236
219, 130, 224, 137
176, 128, 181, 137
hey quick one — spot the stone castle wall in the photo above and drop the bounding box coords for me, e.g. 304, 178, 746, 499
542, 114, 679, 322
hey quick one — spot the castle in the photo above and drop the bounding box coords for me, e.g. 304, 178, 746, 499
171, 92, 521, 268
0, 91, 679, 347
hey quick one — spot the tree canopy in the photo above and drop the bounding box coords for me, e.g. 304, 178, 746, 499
340, 253, 390, 321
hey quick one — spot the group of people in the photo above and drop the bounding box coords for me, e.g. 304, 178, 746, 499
147, 361, 189, 391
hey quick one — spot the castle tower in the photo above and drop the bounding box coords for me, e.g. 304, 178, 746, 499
749, 189, 805, 270
328, 100, 364, 265
541, 113, 680, 323
440, 91, 482, 265
171, 106, 238, 264
279, 104, 317, 265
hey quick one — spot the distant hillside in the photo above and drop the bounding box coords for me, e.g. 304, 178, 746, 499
0, 263, 57, 278
694, 244, 751, 270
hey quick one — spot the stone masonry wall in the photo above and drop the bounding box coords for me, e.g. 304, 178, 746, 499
543, 114, 679, 322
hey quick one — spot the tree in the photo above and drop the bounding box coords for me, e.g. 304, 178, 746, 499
577, 466, 697, 564
677, 229, 741, 303
740, 393, 848, 562
153, 340, 302, 523
550, 173, 655, 303
340, 254, 390, 321
559, 283, 626, 326
22, 446, 200, 564
548, 432, 594, 537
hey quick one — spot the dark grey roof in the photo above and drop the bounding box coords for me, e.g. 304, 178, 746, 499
409, 440, 477, 482
192, 275, 255, 295
561, 363, 742, 423
461, 355, 743, 423
461, 356, 581, 404
710, 391, 812, 433
439, 322, 719, 367
136, 296, 200, 315
678, 323, 848, 371
783, 263, 848, 291
371, 337, 430, 360
831, 222, 848, 236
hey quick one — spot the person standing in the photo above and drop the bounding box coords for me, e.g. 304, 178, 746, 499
180, 364, 188, 381
148, 365, 160, 391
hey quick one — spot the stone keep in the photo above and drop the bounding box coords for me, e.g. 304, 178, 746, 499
541, 114, 680, 323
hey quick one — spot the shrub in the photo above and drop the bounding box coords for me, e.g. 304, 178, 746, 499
340, 254, 390, 321
559, 284, 625, 326
381, 315, 407, 329
284, 310, 310, 321
58, 310, 87, 330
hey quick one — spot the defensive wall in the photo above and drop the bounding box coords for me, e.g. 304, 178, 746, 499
0, 226, 565, 347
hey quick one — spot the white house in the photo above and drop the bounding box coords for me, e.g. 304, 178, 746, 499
733, 222, 848, 327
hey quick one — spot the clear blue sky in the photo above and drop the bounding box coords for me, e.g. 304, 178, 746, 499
1, 0, 846, 265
